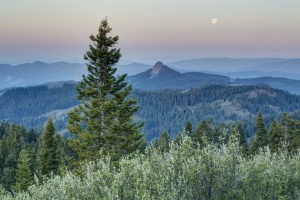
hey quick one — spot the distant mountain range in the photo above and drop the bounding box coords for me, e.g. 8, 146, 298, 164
167, 58, 300, 79
1, 58, 300, 90
167, 58, 288, 72
127, 62, 300, 95
0, 61, 151, 89
0, 61, 86, 89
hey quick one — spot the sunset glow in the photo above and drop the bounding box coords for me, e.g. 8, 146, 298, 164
1, 0, 299, 64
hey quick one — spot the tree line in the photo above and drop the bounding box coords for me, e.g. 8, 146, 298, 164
154, 112, 300, 155
1, 130, 300, 199
0, 119, 67, 192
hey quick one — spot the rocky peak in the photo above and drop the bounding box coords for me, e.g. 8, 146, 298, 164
150, 61, 165, 78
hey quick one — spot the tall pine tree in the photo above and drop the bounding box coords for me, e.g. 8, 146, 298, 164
157, 130, 170, 152
12, 148, 32, 192
193, 120, 212, 146
67, 18, 145, 163
268, 120, 283, 152
249, 112, 268, 154
37, 118, 60, 176
184, 120, 193, 137
237, 122, 248, 154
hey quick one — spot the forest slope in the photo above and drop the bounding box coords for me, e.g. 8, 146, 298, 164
1, 83, 300, 141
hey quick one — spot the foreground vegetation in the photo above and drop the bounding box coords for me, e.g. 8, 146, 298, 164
1, 133, 300, 199
1, 110, 300, 198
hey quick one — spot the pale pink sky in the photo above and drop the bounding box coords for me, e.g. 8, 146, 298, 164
1, 0, 299, 64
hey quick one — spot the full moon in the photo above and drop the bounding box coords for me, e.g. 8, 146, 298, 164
211, 18, 218, 24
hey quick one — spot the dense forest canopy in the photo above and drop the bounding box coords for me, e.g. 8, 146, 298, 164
1, 124, 300, 199
1, 83, 300, 141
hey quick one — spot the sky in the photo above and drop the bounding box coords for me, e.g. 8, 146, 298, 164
1, 0, 300, 65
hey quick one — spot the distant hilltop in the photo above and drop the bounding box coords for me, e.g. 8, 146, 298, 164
127, 61, 231, 90
150, 61, 164, 78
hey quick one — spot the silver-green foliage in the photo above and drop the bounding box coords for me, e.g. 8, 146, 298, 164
2, 134, 300, 199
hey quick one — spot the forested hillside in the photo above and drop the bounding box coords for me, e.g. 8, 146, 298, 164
1, 83, 300, 141
235, 77, 300, 94
134, 85, 300, 140
0, 84, 78, 119
0, 84, 79, 134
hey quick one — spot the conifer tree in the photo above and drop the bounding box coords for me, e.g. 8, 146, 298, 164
278, 113, 300, 152
289, 129, 300, 153
27, 144, 37, 179
237, 122, 248, 154
280, 112, 290, 140
174, 132, 183, 145
3, 124, 24, 173
24, 128, 38, 144
67, 18, 144, 163
152, 138, 159, 149
1, 167, 15, 192
0, 120, 9, 139
194, 123, 205, 147
268, 120, 283, 152
54, 134, 66, 173
12, 149, 32, 192
283, 118, 300, 153
7, 123, 24, 159
0, 135, 8, 164
184, 120, 193, 137
249, 112, 268, 154
208, 117, 214, 131
157, 130, 170, 152
213, 122, 228, 144
193, 120, 212, 146
37, 118, 59, 176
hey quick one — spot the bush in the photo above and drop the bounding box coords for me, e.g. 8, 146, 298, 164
2, 135, 300, 199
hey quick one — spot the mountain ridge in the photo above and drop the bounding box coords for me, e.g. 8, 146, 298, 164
167, 58, 288, 72
127, 61, 300, 94
1, 58, 300, 90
